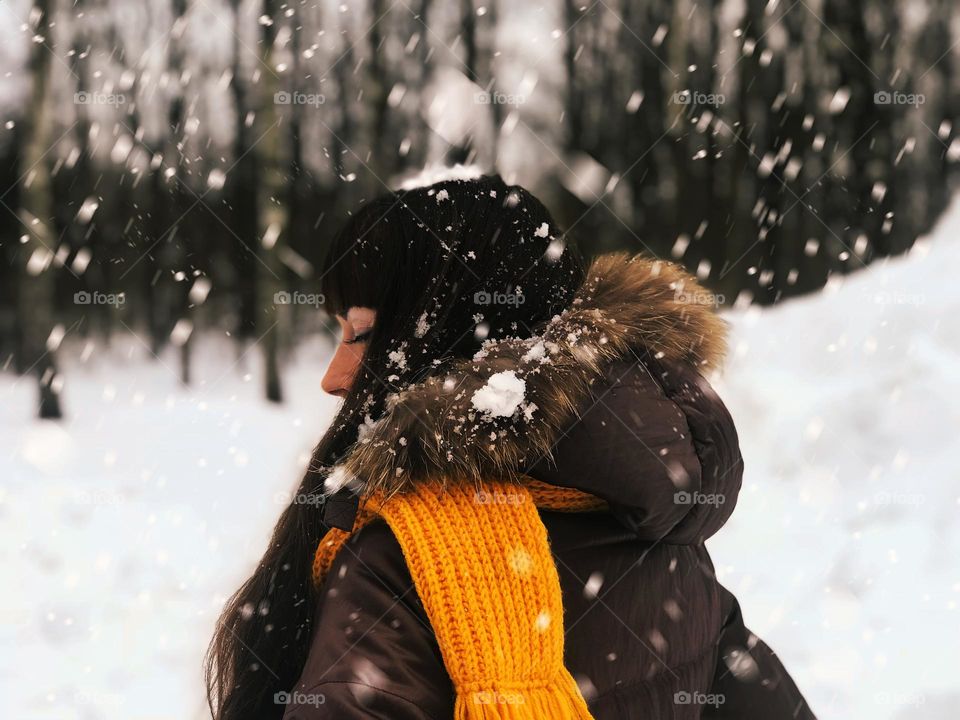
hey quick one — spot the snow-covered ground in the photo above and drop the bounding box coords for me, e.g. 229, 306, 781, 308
2, 200, 959, 719
711, 199, 960, 718
0, 337, 343, 720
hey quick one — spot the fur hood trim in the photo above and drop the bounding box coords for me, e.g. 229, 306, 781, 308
325, 253, 728, 499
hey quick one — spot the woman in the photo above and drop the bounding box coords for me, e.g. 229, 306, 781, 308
207, 175, 815, 719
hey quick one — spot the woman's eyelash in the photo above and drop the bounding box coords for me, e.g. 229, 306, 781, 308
344, 329, 373, 345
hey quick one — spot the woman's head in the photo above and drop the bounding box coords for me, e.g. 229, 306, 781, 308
318, 174, 584, 454
206, 174, 583, 719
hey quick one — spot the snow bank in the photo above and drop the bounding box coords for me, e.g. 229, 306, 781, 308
0, 336, 341, 720
710, 197, 960, 719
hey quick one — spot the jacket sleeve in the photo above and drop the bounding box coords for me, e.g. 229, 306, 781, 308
703, 586, 817, 720
282, 521, 454, 720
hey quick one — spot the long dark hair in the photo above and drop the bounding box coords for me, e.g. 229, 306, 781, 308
205, 174, 585, 719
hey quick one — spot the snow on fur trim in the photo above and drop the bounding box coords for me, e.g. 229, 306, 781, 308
328, 253, 728, 498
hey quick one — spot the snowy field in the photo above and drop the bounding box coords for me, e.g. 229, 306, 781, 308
711, 197, 960, 718
2, 200, 959, 719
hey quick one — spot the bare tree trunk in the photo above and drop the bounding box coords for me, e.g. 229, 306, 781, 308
17, 0, 63, 419
168, 0, 192, 385
254, 0, 291, 404
229, 0, 259, 344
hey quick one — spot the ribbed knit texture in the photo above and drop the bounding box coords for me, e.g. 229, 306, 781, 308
312, 479, 604, 719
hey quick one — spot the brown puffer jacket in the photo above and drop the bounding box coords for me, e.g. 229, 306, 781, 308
282, 256, 816, 720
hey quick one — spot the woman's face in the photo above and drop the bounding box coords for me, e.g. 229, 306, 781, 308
321, 307, 375, 397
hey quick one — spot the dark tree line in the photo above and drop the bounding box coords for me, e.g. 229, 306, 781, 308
1, 0, 958, 418
560, 0, 959, 304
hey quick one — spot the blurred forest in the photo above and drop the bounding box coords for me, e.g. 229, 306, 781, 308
1, 0, 959, 417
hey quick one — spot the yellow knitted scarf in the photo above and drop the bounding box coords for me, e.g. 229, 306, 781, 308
312, 479, 604, 719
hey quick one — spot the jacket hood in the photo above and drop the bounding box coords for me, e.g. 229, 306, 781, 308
324, 253, 734, 515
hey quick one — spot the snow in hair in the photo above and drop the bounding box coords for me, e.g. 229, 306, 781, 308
324, 466, 357, 493
397, 163, 485, 191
